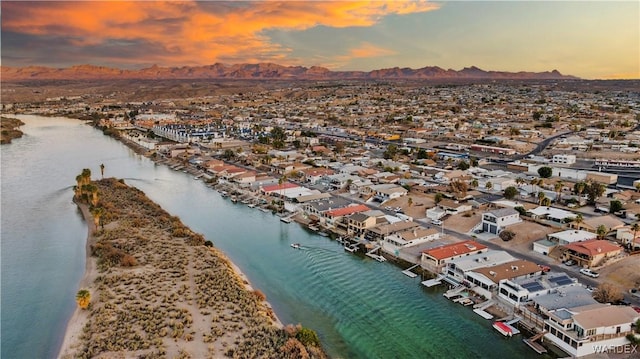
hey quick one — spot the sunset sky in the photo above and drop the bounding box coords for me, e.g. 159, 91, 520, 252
1, 1, 638, 79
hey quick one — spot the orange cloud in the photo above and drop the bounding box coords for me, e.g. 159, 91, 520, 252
2, 1, 439, 66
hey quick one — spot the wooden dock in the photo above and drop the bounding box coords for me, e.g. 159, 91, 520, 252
401, 264, 420, 278
523, 331, 548, 354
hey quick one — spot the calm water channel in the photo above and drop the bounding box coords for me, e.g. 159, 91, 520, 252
1, 115, 539, 358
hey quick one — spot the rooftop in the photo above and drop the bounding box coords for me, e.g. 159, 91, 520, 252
531, 286, 597, 311
563, 239, 622, 256
473, 259, 541, 283
573, 305, 640, 329
422, 240, 487, 260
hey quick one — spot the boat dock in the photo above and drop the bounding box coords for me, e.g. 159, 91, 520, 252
472, 300, 495, 320
523, 331, 548, 354
443, 285, 466, 299
421, 275, 444, 287
401, 264, 420, 278
365, 246, 387, 262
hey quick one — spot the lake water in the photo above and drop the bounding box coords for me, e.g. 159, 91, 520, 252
1, 115, 539, 358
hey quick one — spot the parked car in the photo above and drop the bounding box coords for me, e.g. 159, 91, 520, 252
431, 219, 443, 226
538, 265, 551, 273
579, 268, 600, 278
564, 259, 576, 266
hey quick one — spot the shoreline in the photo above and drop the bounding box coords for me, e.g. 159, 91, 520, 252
57, 177, 304, 358
56, 201, 98, 358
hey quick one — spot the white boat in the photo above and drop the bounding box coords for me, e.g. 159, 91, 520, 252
247, 203, 256, 208
344, 245, 358, 253
291, 243, 301, 249
280, 217, 292, 223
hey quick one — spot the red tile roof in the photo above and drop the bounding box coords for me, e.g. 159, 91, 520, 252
563, 239, 622, 257
422, 240, 487, 260
262, 182, 299, 193
326, 204, 370, 217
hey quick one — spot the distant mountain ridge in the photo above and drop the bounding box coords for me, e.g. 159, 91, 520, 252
0, 63, 578, 81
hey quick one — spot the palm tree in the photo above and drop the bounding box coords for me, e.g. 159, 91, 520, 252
90, 207, 106, 230
554, 181, 563, 203
574, 181, 586, 196
530, 178, 539, 194
485, 181, 493, 190
75, 289, 91, 309
100, 163, 105, 178
596, 224, 607, 239
471, 179, 479, 189
635, 183, 640, 193
515, 177, 525, 188
407, 197, 413, 207
574, 213, 584, 229
537, 192, 546, 206
278, 174, 287, 213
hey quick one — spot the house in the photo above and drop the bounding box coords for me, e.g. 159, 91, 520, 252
548, 230, 597, 245
420, 240, 488, 272
443, 250, 515, 286
498, 272, 578, 308
301, 167, 335, 184
520, 286, 639, 357
561, 239, 623, 268
438, 199, 473, 215
466, 260, 542, 299
369, 184, 408, 202
528, 206, 576, 223
616, 226, 640, 250
578, 215, 626, 235
481, 208, 521, 234
325, 204, 370, 232
542, 302, 639, 357
552, 154, 576, 165
347, 210, 385, 237
365, 220, 421, 242
382, 227, 440, 257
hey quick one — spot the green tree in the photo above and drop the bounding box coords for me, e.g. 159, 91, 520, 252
434, 193, 443, 204
573, 213, 584, 229
537, 192, 546, 206
609, 200, 623, 214
270, 126, 286, 149
585, 182, 606, 205
457, 160, 470, 170
574, 181, 586, 196
596, 224, 607, 239
295, 327, 320, 347
485, 181, 493, 190
554, 181, 563, 203
416, 148, 428, 160
630, 223, 639, 249
538, 166, 553, 178
503, 186, 518, 200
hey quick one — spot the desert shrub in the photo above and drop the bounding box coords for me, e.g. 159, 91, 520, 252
295, 327, 320, 347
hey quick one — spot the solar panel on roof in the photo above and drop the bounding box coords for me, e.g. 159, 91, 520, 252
550, 278, 573, 286
522, 282, 544, 292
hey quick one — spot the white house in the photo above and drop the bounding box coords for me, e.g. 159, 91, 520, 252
381, 228, 440, 257
443, 250, 515, 286
552, 154, 576, 165
481, 208, 521, 234
544, 304, 639, 357
498, 272, 578, 308
547, 229, 597, 245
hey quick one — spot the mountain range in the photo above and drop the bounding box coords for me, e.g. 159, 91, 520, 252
0, 63, 578, 81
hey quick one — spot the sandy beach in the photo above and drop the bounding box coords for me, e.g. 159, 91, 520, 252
57, 177, 324, 359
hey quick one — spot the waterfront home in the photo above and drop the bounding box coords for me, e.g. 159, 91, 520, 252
466, 260, 542, 299
560, 239, 623, 268
536, 298, 640, 358
381, 228, 440, 257
498, 272, 578, 308
480, 207, 521, 234
325, 204, 370, 232
420, 240, 488, 273
365, 221, 421, 242
346, 210, 385, 237
442, 250, 515, 286
301, 196, 352, 222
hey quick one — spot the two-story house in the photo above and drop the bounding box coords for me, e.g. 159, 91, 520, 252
481, 208, 521, 234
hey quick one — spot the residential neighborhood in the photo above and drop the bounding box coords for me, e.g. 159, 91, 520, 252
4, 80, 640, 357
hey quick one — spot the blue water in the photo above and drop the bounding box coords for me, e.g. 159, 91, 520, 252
1, 115, 539, 358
